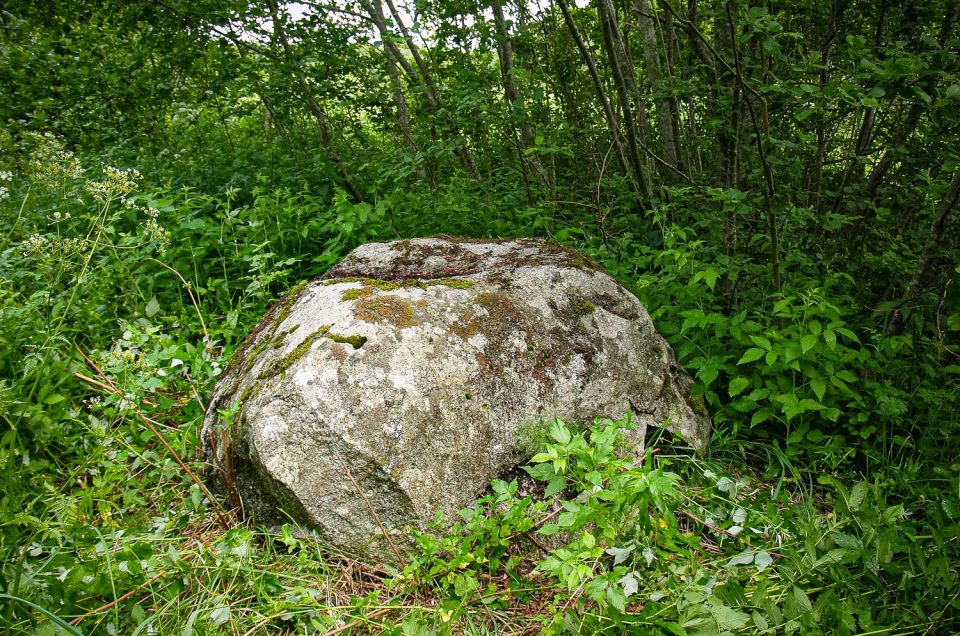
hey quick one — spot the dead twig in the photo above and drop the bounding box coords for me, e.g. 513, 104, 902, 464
146, 257, 211, 350
69, 571, 167, 626
73, 342, 231, 530
333, 451, 406, 566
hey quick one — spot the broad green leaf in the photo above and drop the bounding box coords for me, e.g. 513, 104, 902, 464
710, 603, 750, 630
698, 366, 719, 387
606, 585, 627, 612
549, 420, 571, 445
727, 551, 754, 567
620, 572, 638, 597
755, 551, 773, 572
849, 482, 869, 510
701, 267, 719, 290
728, 377, 751, 397
606, 546, 633, 564
544, 475, 566, 498
145, 295, 161, 317
752, 610, 769, 631
810, 378, 827, 402
824, 329, 837, 348
738, 348, 765, 364
208, 605, 231, 627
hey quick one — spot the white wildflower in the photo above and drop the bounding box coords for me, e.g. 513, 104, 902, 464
143, 218, 170, 253
84, 166, 141, 203
22, 234, 50, 256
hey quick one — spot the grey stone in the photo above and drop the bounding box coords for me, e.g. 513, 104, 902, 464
202, 237, 710, 562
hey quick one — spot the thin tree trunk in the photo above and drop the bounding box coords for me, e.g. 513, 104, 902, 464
634, 0, 680, 177
806, 1, 844, 210
595, 0, 654, 196
658, 0, 686, 172
556, 0, 632, 187
862, 1, 958, 203
383, 0, 441, 107
386, 52, 427, 182
266, 0, 364, 202
681, 0, 717, 83
714, 1, 740, 189
492, 0, 547, 185
885, 171, 960, 336
382, 0, 480, 177
361, 0, 480, 178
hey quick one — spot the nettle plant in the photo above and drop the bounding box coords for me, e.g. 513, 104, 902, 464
527, 418, 685, 610
681, 289, 866, 441
609, 215, 901, 465
405, 418, 766, 633
1, 134, 175, 464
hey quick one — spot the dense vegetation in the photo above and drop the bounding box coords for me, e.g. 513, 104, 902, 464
1, 0, 958, 633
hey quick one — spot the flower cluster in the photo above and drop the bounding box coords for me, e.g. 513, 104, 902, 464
84, 166, 142, 203
123, 196, 160, 218
99, 347, 149, 374
143, 218, 170, 253
0, 169, 12, 201
29, 133, 85, 188
20, 234, 87, 265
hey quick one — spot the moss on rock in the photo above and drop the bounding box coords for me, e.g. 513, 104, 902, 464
259, 326, 330, 380
354, 293, 417, 328
327, 333, 368, 349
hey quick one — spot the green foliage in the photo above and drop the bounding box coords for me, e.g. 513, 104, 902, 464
1, 0, 958, 632
399, 417, 960, 634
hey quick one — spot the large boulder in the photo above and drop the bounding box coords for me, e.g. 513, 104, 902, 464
202, 237, 709, 561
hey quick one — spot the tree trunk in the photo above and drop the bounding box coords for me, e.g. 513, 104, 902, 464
385, 51, 427, 182
266, 0, 364, 202
634, 0, 680, 177
885, 171, 960, 336
556, 0, 632, 188
491, 0, 547, 185
361, 0, 480, 178
713, 1, 740, 189
595, 0, 654, 196
659, 0, 686, 172
862, 1, 958, 203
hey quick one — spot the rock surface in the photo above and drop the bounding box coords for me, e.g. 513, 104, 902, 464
202, 237, 710, 561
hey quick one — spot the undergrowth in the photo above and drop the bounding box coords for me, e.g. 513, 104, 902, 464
0, 137, 957, 635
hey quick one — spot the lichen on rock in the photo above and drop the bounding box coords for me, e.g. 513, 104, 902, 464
203, 237, 710, 563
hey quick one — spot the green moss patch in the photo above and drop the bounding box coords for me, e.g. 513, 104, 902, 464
259, 326, 330, 380
225, 280, 311, 376
330, 276, 476, 297
323, 276, 404, 291
688, 391, 708, 416
354, 293, 416, 328
429, 279, 476, 289
327, 332, 368, 349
